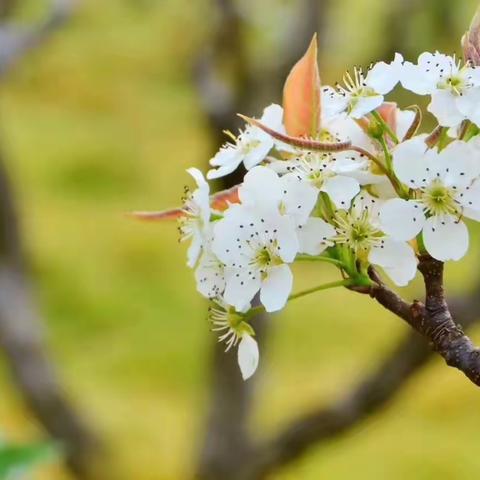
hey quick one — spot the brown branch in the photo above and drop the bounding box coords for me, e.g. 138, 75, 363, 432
370, 257, 480, 387
234, 275, 480, 480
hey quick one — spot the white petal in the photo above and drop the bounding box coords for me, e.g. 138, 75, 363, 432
369, 238, 418, 286
243, 139, 274, 170
379, 199, 425, 241
195, 252, 225, 299
428, 90, 465, 128
239, 166, 283, 213
422, 215, 469, 261
260, 264, 293, 312
349, 95, 384, 119
456, 87, 480, 126
238, 335, 259, 380
212, 206, 257, 263
459, 181, 480, 212
210, 145, 241, 167
326, 115, 374, 149
260, 103, 284, 130
207, 161, 241, 180
297, 217, 336, 255
322, 175, 360, 209
401, 52, 453, 95
438, 140, 480, 187
273, 214, 300, 263
223, 268, 261, 312
392, 135, 429, 187
366, 53, 403, 94
187, 234, 203, 268
395, 109, 416, 140
400, 61, 436, 95
281, 174, 318, 226
321, 86, 349, 120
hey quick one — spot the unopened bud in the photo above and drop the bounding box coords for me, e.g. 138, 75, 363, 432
462, 7, 480, 66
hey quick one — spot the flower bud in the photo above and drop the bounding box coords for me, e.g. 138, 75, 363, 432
462, 7, 480, 66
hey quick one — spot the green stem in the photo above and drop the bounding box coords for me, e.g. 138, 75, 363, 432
379, 135, 393, 172
295, 254, 344, 267
288, 279, 354, 301
371, 110, 399, 144
244, 279, 354, 320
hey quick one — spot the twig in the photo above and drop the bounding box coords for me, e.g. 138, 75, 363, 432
370, 258, 480, 386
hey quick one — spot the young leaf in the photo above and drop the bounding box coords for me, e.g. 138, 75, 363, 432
129, 186, 240, 222
283, 33, 322, 138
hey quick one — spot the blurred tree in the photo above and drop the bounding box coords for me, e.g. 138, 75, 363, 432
0, 1, 107, 479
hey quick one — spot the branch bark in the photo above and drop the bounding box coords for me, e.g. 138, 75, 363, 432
233, 275, 480, 480
370, 256, 480, 387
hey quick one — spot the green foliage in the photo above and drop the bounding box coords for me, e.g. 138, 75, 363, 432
0, 441, 56, 479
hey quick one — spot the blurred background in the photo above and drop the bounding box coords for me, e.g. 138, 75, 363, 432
1, 0, 480, 479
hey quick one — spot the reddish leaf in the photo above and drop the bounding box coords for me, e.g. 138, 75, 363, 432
129, 186, 240, 222
283, 33, 322, 138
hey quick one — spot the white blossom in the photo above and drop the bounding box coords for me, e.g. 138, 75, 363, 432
195, 247, 226, 299
179, 168, 211, 268
334, 192, 418, 286
401, 52, 480, 127
379, 136, 480, 261
239, 166, 318, 226
321, 54, 403, 119
238, 334, 259, 380
212, 205, 298, 312
208, 300, 259, 379
297, 217, 336, 255
207, 104, 286, 179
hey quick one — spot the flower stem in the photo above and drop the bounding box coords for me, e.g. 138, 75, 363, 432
371, 110, 399, 144
295, 254, 344, 267
288, 279, 354, 301
244, 279, 354, 320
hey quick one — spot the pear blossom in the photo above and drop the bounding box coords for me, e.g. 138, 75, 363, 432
207, 104, 287, 179
401, 52, 480, 127
322, 53, 403, 119
195, 247, 226, 299
239, 166, 318, 226
208, 300, 259, 380
237, 335, 259, 380
179, 168, 211, 268
334, 192, 418, 286
379, 137, 480, 261
212, 205, 298, 312
297, 217, 336, 256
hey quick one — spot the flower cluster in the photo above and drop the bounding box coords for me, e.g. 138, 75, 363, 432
141, 44, 480, 380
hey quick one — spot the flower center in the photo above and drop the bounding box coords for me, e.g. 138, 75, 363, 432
334, 210, 383, 253
437, 63, 474, 95
209, 303, 254, 351
421, 179, 459, 216
293, 152, 333, 189
178, 192, 202, 241
240, 136, 261, 155
253, 245, 282, 271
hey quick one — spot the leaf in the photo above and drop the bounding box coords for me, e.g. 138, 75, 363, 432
129, 186, 240, 222
0, 441, 57, 478
283, 33, 322, 138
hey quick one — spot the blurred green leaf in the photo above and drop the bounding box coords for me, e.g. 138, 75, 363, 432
0, 441, 57, 479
